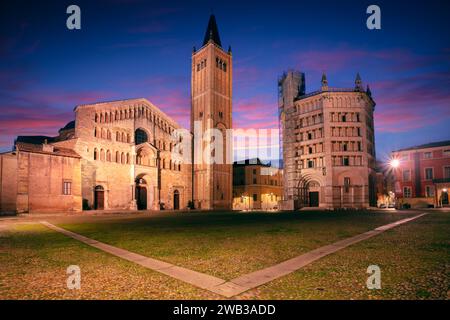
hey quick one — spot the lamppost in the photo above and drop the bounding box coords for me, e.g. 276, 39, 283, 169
389, 158, 401, 208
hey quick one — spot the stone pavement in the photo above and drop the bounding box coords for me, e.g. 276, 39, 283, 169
40, 213, 427, 298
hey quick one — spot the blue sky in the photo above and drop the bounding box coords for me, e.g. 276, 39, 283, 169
1, 0, 449, 163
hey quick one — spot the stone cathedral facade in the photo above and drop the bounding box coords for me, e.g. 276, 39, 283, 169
0, 15, 232, 213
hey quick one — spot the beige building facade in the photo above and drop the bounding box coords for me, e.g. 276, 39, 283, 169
0, 141, 82, 213
0, 98, 191, 213
232, 159, 283, 210
279, 71, 377, 209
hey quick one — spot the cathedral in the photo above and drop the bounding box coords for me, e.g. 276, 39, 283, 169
0, 15, 233, 213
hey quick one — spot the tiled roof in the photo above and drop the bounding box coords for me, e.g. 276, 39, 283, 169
15, 142, 81, 158
60, 120, 75, 131
394, 140, 450, 152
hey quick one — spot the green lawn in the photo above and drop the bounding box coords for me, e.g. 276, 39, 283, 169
57, 210, 419, 279
255, 212, 450, 300
0, 210, 448, 299
0, 223, 217, 299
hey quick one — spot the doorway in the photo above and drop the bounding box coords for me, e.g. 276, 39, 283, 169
94, 185, 104, 210
136, 186, 147, 210
309, 191, 319, 207
173, 190, 180, 210
442, 190, 449, 206
135, 178, 148, 210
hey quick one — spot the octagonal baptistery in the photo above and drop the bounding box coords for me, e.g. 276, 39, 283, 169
280, 73, 377, 209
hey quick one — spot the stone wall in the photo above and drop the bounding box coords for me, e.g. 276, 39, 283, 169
0, 152, 18, 213
15, 151, 82, 213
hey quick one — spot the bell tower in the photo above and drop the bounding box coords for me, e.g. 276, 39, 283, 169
191, 14, 232, 210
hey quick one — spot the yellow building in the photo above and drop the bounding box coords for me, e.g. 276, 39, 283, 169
232, 159, 283, 211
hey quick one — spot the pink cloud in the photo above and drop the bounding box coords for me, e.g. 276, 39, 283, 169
234, 96, 278, 129
373, 71, 450, 132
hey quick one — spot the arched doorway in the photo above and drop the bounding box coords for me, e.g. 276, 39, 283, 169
294, 176, 321, 209
173, 190, 180, 210
135, 178, 147, 210
308, 181, 320, 207
94, 185, 104, 210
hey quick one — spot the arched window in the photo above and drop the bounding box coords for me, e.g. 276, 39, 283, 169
121, 152, 125, 164
94, 148, 98, 160
107, 130, 111, 140
106, 150, 111, 162
115, 151, 119, 163
126, 153, 130, 164
121, 132, 125, 142
135, 129, 148, 145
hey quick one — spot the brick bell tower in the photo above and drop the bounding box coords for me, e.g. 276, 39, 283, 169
191, 14, 233, 210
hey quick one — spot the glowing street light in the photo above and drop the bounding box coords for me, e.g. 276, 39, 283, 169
390, 159, 400, 168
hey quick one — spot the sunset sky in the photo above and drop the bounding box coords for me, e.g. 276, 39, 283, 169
1, 0, 449, 163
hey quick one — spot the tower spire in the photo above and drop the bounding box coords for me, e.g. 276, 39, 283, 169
355, 72, 363, 91
321, 72, 328, 90
202, 14, 222, 47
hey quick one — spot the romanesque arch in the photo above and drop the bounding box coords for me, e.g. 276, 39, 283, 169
294, 173, 324, 209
